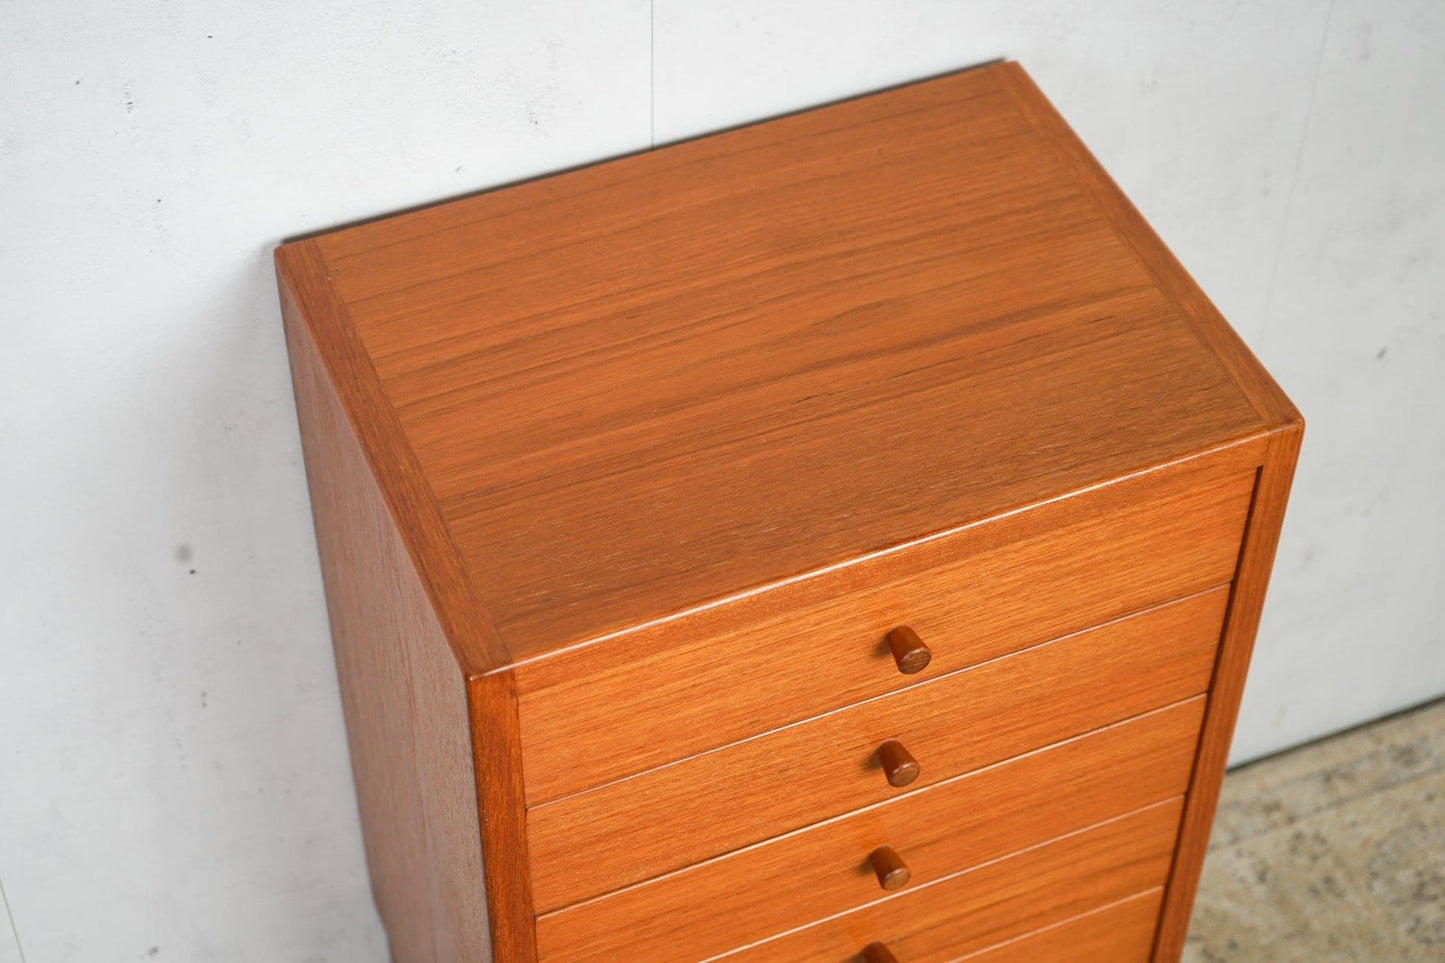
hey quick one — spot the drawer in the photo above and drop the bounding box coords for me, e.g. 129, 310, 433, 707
713, 803, 1179, 963
529, 588, 1224, 912
940, 889, 1165, 963
517, 451, 1256, 805
534, 697, 1202, 961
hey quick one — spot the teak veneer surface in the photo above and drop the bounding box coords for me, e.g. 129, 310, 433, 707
517, 454, 1254, 805
709, 800, 1182, 963
277, 59, 1304, 963
956, 889, 1166, 963
276, 60, 1292, 669
282, 286, 493, 957
535, 699, 1202, 961
529, 592, 1223, 911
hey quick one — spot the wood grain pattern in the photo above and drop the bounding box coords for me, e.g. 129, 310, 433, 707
998, 63, 1301, 432
707, 801, 1182, 963
1151, 425, 1304, 960
954, 889, 1165, 963
280, 274, 492, 962
467, 671, 537, 962
518, 451, 1257, 805
275, 240, 507, 674
277, 60, 1304, 963
993, 64, 1306, 961
282, 62, 1269, 666
527, 592, 1224, 911
533, 698, 1203, 961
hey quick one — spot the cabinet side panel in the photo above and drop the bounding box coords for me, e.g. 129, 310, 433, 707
469, 671, 538, 963
1152, 424, 1304, 960
282, 276, 491, 962
411, 605, 495, 963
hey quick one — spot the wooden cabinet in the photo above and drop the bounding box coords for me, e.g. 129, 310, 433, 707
276, 60, 1301, 963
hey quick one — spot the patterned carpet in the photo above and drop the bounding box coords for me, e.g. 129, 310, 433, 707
1184, 698, 1445, 961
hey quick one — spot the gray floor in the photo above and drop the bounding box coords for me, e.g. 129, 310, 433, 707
1184, 698, 1445, 961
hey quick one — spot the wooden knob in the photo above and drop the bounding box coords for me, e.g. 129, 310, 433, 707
877, 739, 919, 787
862, 942, 900, 963
885, 625, 931, 674
868, 846, 911, 891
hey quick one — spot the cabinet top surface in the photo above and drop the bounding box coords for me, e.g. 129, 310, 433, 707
278, 61, 1295, 667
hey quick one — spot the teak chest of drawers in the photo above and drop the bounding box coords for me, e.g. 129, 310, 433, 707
277, 61, 1302, 963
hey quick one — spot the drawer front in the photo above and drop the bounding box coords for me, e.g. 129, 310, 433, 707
529, 589, 1223, 912
713, 805, 1178, 963
534, 698, 1201, 961
942, 889, 1165, 963
517, 450, 1257, 805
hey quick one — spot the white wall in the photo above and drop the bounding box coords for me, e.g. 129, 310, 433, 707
1, 1, 1440, 959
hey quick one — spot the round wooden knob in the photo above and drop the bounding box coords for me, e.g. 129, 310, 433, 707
862, 942, 900, 963
876, 739, 919, 787
885, 625, 931, 674
868, 846, 911, 891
